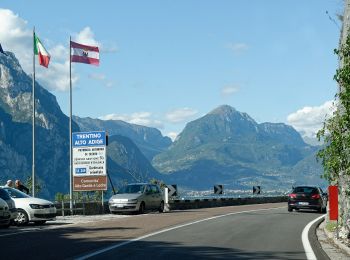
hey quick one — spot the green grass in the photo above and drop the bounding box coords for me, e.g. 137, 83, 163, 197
325, 221, 338, 232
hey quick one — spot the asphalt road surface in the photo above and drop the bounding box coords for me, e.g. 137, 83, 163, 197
0, 203, 322, 259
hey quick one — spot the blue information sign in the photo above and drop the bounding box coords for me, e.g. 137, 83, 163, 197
72, 131, 106, 147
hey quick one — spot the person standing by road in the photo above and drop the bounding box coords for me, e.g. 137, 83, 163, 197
15, 180, 29, 194
5, 180, 13, 187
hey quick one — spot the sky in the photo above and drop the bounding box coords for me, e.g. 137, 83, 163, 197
0, 0, 343, 141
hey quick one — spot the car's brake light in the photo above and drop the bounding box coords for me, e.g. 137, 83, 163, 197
311, 194, 321, 199
289, 193, 297, 198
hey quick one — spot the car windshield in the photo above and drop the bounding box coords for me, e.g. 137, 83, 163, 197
0, 188, 11, 200
293, 187, 318, 194
3, 187, 30, 198
117, 184, 146, 194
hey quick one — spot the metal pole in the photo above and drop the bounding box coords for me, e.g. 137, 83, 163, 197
101, 190, 104, 213
69, 37, 73, 214
32, 27, 36, 197
107, 171, 116, 195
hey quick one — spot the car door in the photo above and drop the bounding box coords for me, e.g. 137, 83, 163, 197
144, 185, 154, 209
150, 185, 162, 209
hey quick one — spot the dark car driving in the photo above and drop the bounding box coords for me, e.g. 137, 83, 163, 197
288, 186, 327, 213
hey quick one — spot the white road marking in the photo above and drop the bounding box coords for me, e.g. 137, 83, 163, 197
75, 206, 286, 260
302, 214, 326, 260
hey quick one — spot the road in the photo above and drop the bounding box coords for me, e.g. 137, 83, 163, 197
0, 203, 323, 259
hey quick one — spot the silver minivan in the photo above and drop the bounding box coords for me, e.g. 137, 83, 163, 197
109, 183, 164, 214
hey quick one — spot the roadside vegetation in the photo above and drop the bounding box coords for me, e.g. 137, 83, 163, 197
317, 33, 350, 239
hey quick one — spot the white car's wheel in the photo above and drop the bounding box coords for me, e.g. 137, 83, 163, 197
15, 209, 29, 225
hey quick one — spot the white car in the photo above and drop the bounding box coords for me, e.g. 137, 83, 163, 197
1, 187, 56, 225
0, 198, 11, 228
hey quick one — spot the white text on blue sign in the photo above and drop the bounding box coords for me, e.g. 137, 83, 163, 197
73, 131, 106, 147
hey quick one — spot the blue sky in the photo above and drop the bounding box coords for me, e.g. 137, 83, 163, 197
0, 1, 343, 140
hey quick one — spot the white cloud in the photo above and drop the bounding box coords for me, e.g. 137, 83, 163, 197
99, 111, 164, 129
73, 27, 99, 46
88, 73, 106, 81
221, 85, 239, 97
49, 44, 67, 62
105, 81, 114, 88
0, 10, 115, 92
0, 9, 32, 71
101, 44, 119, 53
73, 27, 118, 53
165, 107, 198, 123
226, 42, 249, 54
166, 132, 178, 141
88, 73, 115, 88
287, 100, 336, 138
0, 9, 79, 92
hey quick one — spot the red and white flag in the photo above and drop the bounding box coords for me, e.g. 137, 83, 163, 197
70, 41, 99, 66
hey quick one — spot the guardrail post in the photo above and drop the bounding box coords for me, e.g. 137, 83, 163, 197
164, 187, 170, 212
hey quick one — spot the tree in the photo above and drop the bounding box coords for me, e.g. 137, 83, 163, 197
317, 34, 350, 239
25, 176, 43, 196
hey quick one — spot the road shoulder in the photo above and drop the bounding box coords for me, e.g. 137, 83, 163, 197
314, 218, 350, 260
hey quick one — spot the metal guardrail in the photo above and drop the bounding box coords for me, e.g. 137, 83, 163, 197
54, 200, 108, 216
53, 196, 288, 216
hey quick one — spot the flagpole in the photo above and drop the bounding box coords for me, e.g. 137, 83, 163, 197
32, 27, 36, 197
69, 36, 73, 214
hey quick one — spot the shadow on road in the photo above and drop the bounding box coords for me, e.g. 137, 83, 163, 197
0, 223, 306, 260
82, 240, 306, 260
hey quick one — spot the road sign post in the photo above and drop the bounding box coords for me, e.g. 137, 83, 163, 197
167, 184, 177, 197
253, 186, 261, 195
214, 185, 223, 195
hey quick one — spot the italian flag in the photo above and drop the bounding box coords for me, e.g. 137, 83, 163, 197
34, 34, 50, 68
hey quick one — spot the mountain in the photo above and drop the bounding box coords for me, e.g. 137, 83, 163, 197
152, 105, 325, 190
73, 116, 172, 160
0, 52, 168, 199
107, 135, 164, 185
0, 51, 326, 197
0, 52, 79, 198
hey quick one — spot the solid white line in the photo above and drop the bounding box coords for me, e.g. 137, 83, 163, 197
301, 214, 325, 260
75, 206, 285, 260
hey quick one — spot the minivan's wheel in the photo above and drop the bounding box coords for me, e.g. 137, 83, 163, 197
15, 209, 29, 225
159, 201, 164, 213
288, 206, 293, 212
139, 202, 145, 214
